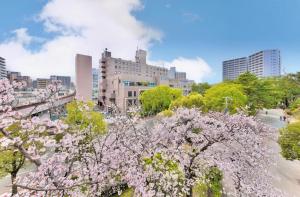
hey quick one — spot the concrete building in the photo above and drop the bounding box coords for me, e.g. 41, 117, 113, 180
7, 71, 21, 82
99, 49, 193, 112
50, 75, 71, 89
0, 57, 7, 79
92, 68, 99, 101
248, 49, 281, 77
222, 49, 281, 81
222, 57, 248, 81
75, 54, 92, 102
36, 78, 50, 89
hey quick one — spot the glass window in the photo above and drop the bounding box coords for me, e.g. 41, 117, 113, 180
128, 91, 132, 97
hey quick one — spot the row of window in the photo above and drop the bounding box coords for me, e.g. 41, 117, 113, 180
123, 81, 156, 87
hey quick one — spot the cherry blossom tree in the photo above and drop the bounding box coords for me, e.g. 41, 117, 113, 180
0, 79, 283, 196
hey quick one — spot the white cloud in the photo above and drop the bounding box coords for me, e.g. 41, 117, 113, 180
149, 57, 212, 83
0, 0, 162, 79
0, 0, 211, 83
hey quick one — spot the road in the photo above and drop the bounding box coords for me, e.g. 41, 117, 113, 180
257, 109, 300, 197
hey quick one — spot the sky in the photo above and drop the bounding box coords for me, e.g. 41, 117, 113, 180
0, 0, 300, 83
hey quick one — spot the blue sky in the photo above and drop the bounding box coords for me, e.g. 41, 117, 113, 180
0, 0, 299, 83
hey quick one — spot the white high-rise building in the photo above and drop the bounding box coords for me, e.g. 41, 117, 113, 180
222, 49, 281, 81
248, 49, 281, 78
0, 57, 7, 79
223, 57, 248, 81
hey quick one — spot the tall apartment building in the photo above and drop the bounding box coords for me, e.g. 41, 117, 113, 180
222, 49, 281, 81
0, 57, 7, 79
92, 68, 99, 101
99, 49, 193, 112
223, 57, 248, 81
248, 50, 281, 77
50, 75, 71, 89
75, 54, 92, 102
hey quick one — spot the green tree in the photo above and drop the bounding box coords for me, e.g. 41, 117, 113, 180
0, 123, 30, 195
278, 121, 300, 160
236, 72, 282, 114
191, 83, 211, 95
139, 85, 182, 116
204, 83, 247, 114
170, 92, 205, 110
65, 100, 106, 135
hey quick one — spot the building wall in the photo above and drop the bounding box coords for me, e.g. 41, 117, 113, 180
36, 78, 50, 89
0, 57, 7, 79
50, 75, 71, 89
222, 57, 248, 81
99, 49, 193, 112
75, 54, 92, 102
223, 49, 281, 81
92, 68, 99, 101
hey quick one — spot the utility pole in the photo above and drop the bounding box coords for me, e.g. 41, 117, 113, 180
224, 96, 232, 114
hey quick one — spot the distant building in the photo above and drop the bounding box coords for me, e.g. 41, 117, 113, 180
223, 57, 248, 81
75, 54, 92, 102
7, 71, 21, 82
92, 68, 99, 101
0, 57, 7, 79
50, 75, 71, 89
99, 49, 194, 112
248, 49, 281, 78
7, 71, 32, 89
222, 49, 281, 81
36, 78, 50, 89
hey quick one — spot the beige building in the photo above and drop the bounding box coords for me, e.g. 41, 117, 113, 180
99, 49, 193, 112
75, 54, 92, 102
36, 78, 50, 89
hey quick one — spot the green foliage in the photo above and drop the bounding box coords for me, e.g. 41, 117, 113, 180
204, 83, 247, 114
279, 121, 300, 160
236, 72, 282, 115
191, 83, 212, 95
139, 85, 182, 116
65, 100, 106, 135
290, 98, 300, 112
193, 167, 223, 197
119, 188, 134, 197
158, 109, 174, 117
170, 92, 205, 110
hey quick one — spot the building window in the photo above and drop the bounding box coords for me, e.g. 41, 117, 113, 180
134, 91, 136, 97
128, 91, 132, 97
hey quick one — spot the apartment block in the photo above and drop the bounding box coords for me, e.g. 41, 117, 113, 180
0, 57, 7, 79
99, 49, 193, 112
222, 49, 281, 81
248, 50, 281, 77
92, 68, 99, 101
36, 78, 50, 89
75, 54, 92, 102
223, 57, 248, 81
50, 75, 71, 89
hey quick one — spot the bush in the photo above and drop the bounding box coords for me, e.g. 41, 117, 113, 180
279, 121, 300, 160
170, 92, 205, 110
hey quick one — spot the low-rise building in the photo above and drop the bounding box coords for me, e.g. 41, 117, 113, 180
36, 78, 50, 89
50, 75, 71, 89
